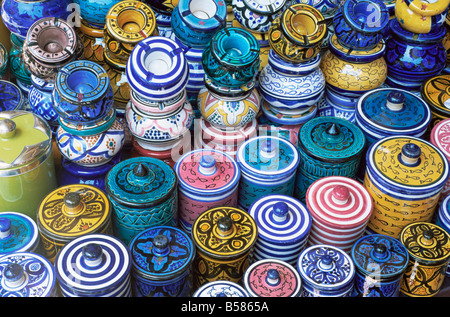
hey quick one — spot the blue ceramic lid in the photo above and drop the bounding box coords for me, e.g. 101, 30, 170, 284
129, 226, 195, 280
249, 195, 311, 245
177, 0, 227, 31
105, 157, 177, 208
0, 252, 56, 297
343, 0, 389, 33
438, 195, 450, 230
351, 234, 409, 279
193, 280, 249, 297
0, 80, 24, 112
237, 136, 299, 179
389, 18, 446, 44
356, 88, 431, 140
0, 212, 38, 255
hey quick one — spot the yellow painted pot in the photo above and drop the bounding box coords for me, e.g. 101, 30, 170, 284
395, 0, 448, 34
78, 19, 105, 65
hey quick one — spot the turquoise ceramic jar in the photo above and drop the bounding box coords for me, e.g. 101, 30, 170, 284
0, 212, 39, 255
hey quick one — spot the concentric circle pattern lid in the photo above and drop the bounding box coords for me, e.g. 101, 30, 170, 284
400, 222, 450, 263
0, 80, 24, 112
421, 75, 450, 115
299, 116, 365, 162
431, 119, 450, 160
249, 195, 311, 244
351, 234, 409, 279
175, 149, 240, 195
297, 244, 355, 291
0, 212, 39, 255
306, 176, 373, 229
55, 234, 131, 293
243, 259, 302, 297
37, 184, 111, 239
237, 136, 299, 179
129, 226, 195, 280
192, 207, 258, 259
0, 252, 56, 297
105, 157, 177, 208
193, 280, 249, 297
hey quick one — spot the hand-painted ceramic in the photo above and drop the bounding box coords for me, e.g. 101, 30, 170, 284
395, 0, 449, 34
292, 0, 340, 20
243, 259, 302, 297
364, 136, 449, 239
0, 252, 56, 297
0, 80, 25, 111
435, 195, 450, 276
8, 33, 32, 88
248, 195, 311, 266
258, 115, 302, 146
0, 43, 8, 80
78, 19, 106, 64
236, 136, 300, 210
28, 76, 59, 130
72, 0, 122, 27
421, 74, 450, 136
129, 226, 195, 297
296, 244, 355, 297
0, 212, 39, 255
36, 184, 113, 263
129, 137, 177, 167
129, 87, 188, 116
328, 32, 386, 64
191, 206, 258, 289
351, 234, 409, 297
55, 233, 132, 297
232, 0, 287, 33
154, 11, 174, 38
104, 157, 178, 245
317, 95, 356, 123
260, 99, 318, 127
0, 111, 57, 221
103, 52, 131, 111
399, 222, 450, 297
193, 280, 249, 297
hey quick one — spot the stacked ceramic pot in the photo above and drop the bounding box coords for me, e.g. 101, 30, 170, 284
435, 195, 450, 276
319, 0, 389, 122
142, 0, 178, 38
430, 118, 450, 200
54, 60, 125, 190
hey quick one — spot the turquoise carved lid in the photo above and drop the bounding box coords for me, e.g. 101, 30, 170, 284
298, 116, 365, 163
0, 212, 39, 255
105, 157, 177, 208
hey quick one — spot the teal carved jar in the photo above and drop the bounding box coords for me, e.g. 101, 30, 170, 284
8, 33, 31, 90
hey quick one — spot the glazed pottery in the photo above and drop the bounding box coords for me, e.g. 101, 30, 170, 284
395, 0, 449, 34
0, 212, 39, 255
232, 0, 287, 33
257, 115, 302, 145
421, 74, 450, 136
317, 95, 356, 123
8, 33, 32, 89
72, 0, 122, 27
435, 195, 450, 276
129, 137, 177, 167
77, 19, 106, 64
0, 80, 25, 112
292, 0, 341, 20
55, 233, 132, 297
154, 11, 174, 38
0, 43, 8, 80
103, 52, 131, 111
129, 226, 195, 297
0, 111, 57, 221
193, 280, 249, 297
28, 75, 59, 130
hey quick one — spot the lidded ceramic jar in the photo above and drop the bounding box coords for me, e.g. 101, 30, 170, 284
421, 74, 450, 135
72, 0, 122, 28
0, 212, 39, 255
9, 33, 32, 90
364, 136, 449, 239
429, 118, 450, 199
0, 252, 56, 297
55, 233, 132, 297
175, 149, 241, 234
236, 136, 300, 210
36, 184, 113, 263
435, 195, 450, 276
351, 234, 409, 297
399, 222, 450, 297
193, 280, 249, 297
296, 244, 355, 297
0, 111, 57, 221
77, 19, 106, 64
243, 258, 302, 297
129, 225, 195, 297
129, 138, 177, 167
248, 194, 311, 265
104, 157, 178, 245
0, 80, 25, 112
191, 206, 258, 289
292, 0, 341, 20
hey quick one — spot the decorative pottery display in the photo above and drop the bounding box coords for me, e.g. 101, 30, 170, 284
77, 19, 106, 65
399, 222, 450, 297
54, 233, 132, 297
0, 252, 56, 297
72, 0, 122, 27
421, 74, 450, 136
104, 157, 178, 245
243, 258, 302, 297
191, 206, 258, 289
0, 43, 8, 80
435, 195, 450, 276
258, 114, 302, 146
0, 212, 39, 255
292, 0, 341, 20
364, 136, 449, 239
129, 225, 195, 297
129, 137, 177, 167
351, 234, 409, 297
0, 80, 25, 112
28, 75, 59, 131
0, 110, 57, 221
193, 280, 249, 297
430, 118, 450, 199
8, 33, 32, 90
296, 244, 355, 297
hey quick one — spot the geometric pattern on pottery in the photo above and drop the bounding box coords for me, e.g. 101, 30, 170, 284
317, 96, 356, 122
354, 272, 402, 297
132, 270, 191, 297
232, 0, 286, 33
400, 263, 446, 297
28, 83, 59, 124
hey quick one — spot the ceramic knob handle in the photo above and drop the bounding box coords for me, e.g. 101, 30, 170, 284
216, 292, 227, 297
82, 243, 103, 267
64, 192, 84, 215
133, 163, 149, 178
319, 254, 334, 270
421, 229, 436, 247
217, 216, 234, 236
400, 143, 421, 166
0, 217, 11, 239
373, 243, 388, 260
266, 269, 281, 286
323, 123, 343, 143
386, 91, 405, 111
331, 185, 350, 205
199, 155, 217, 175
0, 118, 16, 139
260, 139, 276, 160
4, 263, 25, 288
153, 234, 170, 256
273, 202, 289, 222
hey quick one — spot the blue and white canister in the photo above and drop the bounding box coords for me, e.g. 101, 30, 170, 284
435, 194, 450, 276
0, 212, 39, 255
193, 280, 249, 297
28, 75, 59, 132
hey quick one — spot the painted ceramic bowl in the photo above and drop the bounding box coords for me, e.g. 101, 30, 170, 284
430, 118, 450, 199
130, 88, 188, 116
395, 0, 449, 34
232, 0, 288, 33
0, 212, 39, 255
328, 33, 386, 64
261, 99, 318, 126
420, 74, 450, 134
72, 0, 123, 27
317, 96, 356, 123
103, 52, 131, 111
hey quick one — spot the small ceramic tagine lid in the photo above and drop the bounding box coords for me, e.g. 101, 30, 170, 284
351, 234, 409, 279
421, 74, 450, 117
54, 233, 131, 295
243, 258, 302, 297
0, 252, 56, 297
400, 222, 450, 264
192, 206, 258, 260
37, 184, 112, 241
175, 149, 240, 196
105, 157, 177, 208
0, 212, 39, 255
298, 116, 366, 163
248, 194, 311, 245
193, 280, 249, 297
0, 80, 25, 112
129, 226, 195, 281
356, 88, 431, 138
430, 118, 450, 161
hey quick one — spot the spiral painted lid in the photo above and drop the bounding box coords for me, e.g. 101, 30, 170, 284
306, 176, 373, 230
0, 80, 24, 112
249, 195, 311, 244
351, 234, 409, 279
0, 252, 56, 297
105, 157, 177, 208
430, 118, 450, 160
192, 207, 258, 259
0, 212, 39, 255
243, 259, 302, 297
193, 280, 249, 297
421, 74, 450, 117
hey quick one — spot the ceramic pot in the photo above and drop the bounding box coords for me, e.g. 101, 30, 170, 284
420, 74, 450, 136
154, 11, 174, 38
292, 0, 341, 20
77, 19, 106, 64
0, 80, 25, 112
8, 34, 32, 88
261, 99, 318, 127
0, 212, 39, 255
395, 0, 449, 34
435, 195, 450, 276
0, 43, 8, 80
129, 137, 177, 167
258, 114, 302, 145
103, 51, 131, 111
232, 0, 287, 33
317, 94, 356, 123
72, 0, 122, 27
28, 75, 59, 131
430, 119, 450, 199
193, 281, 249, 297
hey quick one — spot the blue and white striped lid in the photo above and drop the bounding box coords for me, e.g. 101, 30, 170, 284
0, 212, 39, 255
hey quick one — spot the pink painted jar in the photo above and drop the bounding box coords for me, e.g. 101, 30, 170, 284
430, 118, 450, 200
174, 148, 241, 234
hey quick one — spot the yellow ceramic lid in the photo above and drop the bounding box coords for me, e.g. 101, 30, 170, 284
192, 207, 258, 259
37, 184, 111, 240
421, 74, 450, 115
